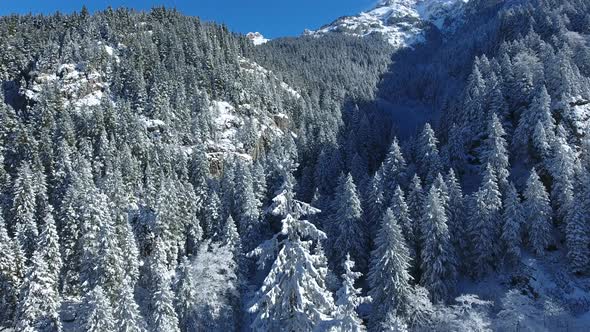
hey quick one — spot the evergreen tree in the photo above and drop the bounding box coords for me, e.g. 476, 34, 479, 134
14, 215, 62, 332
416, 123, 442, 184
234, 160, 262, 252
391, 186, 414, 258
549, 125, 575, 224
12, 161, 38, 260
248, 168, 334, 331
115, 279, 146, 332
566, 175, 590, 274
480, 113, 510, 190
420, 186, 457, 303
330, 174, 367, 274
331, 254, 370, 332
445, 170, 466, 256
368, 209, 413, 329
523, 168, 552, 255
0, 207, 24, 323
468, 164, 502, 276
380, 138, 407, 204
83, 286, 115, 332
406, 174, 424, 275
501, 183, 524, 266
147, 237, 180, 332
513, 86, 555, 158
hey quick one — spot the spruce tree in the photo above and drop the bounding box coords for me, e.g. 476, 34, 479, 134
445, 170, 466, 256
331, 254, 370, 332
380, 138, 407, 204
420, 186, 457, 303
501, 183, 524, 266
0, 207, 24, 323
12, 161, 38, 260
566, 175, 590, 274
524, 168, 552, 255
115, 279, 146, 332
330, 173, 367, 274
83, 286, 115, 332
416, 123, 442, 184
148, 237, 180, 332
248, 168, 334, 331
469, 164, 502, 276
391, 186, 414, 257
480, 113, 510, 190
368, 209, 413, 329
14, 215, 62, 332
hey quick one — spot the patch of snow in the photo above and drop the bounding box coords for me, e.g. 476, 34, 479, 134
246, 32, 270, 45
238, 57, 302, 99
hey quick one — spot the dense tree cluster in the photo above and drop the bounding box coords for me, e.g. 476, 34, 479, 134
0, 0, 590, 331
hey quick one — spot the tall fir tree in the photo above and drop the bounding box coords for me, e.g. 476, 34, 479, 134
416, 123, 442, 184
330, 173, 367, 274
523, 168, 552, 256
480, 113, 510, 191
565, 174, 590, 274
501, 183, 524, 266
330, 254, 370, 332
248, 167, 334, 331
12, 161, 38, 260
420, 186, 457, 303
83, 286, 115, 332
368, 209, 413, 329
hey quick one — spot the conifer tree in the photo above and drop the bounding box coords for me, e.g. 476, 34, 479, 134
14, 214, 62, 332
549, 125, 575, 224
480, 113, 510, 190
406, 174, 424, 274
148, 237, 180, 332
0, 210, 22, 323
331, 254, 370, 332
420, 186, 457, 303
83, 286, 115, 332
248, 167, 334, 331
566, 175, 590, 274
524, 168, 552, 255
368, 209, 413, 329
501, 183, 524, 266
234, 160, 262, 252
381, 138, 407, 204
115, 279, 146, 332
468, 164, 502, 276
513, 86, 555, 157
391, 186, 414, 256
445, 170, 466, 255
416, 123, 442, 184
330, 173, 367, 274
12, 161, 38, 260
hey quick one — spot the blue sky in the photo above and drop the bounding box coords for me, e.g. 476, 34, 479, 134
0, 0, 378, 38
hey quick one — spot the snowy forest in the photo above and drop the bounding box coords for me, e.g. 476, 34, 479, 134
1, 0, 590, 331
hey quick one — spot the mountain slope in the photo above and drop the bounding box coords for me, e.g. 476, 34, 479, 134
307, 0, 469, 47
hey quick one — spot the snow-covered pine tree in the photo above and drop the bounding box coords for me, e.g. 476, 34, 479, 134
174, 257, 196, 332
445, 169, 466, 258
115, 279, 146, 332
368, 209, 413, 329
406, 174, 424, 276
147, 237, 180, 332
501, 183, 524, 266
330, 254, 370, 332
0, 209, 23, 323
513, 85, 555, 158
524, 168, 552, 255
380, 137, 408, 204
83, 285, 115, 332
416, 123, 442, 184
248, 167, 334, 331
420, 186, 457, 303
468, 164, 502, 277
391, 186, 414, 259
14, 213, 62, 332
549, 124, 576, 224
365, 170, 385, 236
330, 173, 367, 274
565, 174, 590, 274
12, 161, 38, 260
480, 113, 510, 191
203, 185, 223, 240
234, 160, 262, 252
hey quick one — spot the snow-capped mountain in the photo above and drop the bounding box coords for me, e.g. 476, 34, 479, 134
306, 0, 469, 48
246, 32, 270, 45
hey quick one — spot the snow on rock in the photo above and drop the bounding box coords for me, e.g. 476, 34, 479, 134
246, 32, 270, 45
307, 0, 469, 48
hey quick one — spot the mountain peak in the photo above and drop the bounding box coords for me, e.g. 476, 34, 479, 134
246, 32, 269, 45
307, 0, 469, 48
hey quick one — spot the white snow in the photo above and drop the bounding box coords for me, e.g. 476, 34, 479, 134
246, 32, 270, 45
238, 57, 302, 99
307, 0, 469, 48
